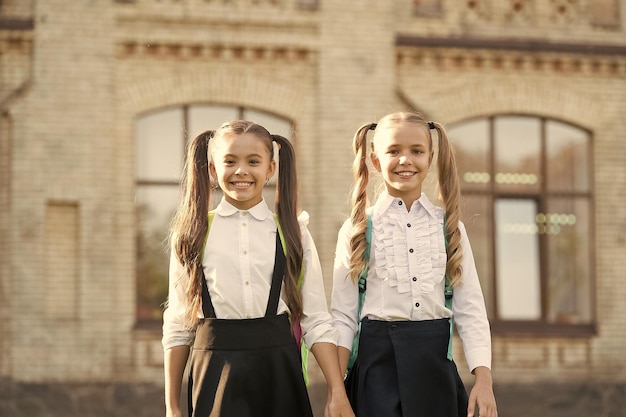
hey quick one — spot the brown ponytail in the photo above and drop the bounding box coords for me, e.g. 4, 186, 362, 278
431, 121, 463, 286
348, 123, 375, 283
169, 130, 215, 329
271, 134, 304, 322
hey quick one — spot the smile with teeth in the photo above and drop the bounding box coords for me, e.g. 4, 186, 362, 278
231, 181, 254, 187
395, 171, 416, 177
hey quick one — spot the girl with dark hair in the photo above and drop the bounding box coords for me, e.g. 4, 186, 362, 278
332, 112, 497, 417
163, 120, 353, 417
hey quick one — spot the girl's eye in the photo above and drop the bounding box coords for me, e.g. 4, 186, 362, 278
388, 150, 399, 155
249, 159, 260, 165
224, 160, 235, 165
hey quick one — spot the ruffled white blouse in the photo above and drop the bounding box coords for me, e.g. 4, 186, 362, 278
331, 192, 492, 371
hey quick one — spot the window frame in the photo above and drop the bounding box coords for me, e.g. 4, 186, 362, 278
450, 114, 596, 337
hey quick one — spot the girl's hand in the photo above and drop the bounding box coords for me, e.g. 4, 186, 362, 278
324, 387, 355, 417
467, 366, 497, 417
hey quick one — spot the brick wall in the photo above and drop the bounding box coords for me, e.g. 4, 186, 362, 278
0, 0, 625, 388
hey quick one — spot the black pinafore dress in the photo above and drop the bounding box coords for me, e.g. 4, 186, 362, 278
187, 231, 313, 417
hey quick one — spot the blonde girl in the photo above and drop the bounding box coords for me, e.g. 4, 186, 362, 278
163, 121, 353, 417
332, 112, 497, 417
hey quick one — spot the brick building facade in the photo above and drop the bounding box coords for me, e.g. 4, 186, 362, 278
1, 0, 626, 412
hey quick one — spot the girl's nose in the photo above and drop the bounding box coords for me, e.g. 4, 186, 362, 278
235, 166, 247, 175
398, 155, 410, 164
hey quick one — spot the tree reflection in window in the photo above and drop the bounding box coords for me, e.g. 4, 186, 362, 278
447, 115, 594, 334
135, 105, 293, 323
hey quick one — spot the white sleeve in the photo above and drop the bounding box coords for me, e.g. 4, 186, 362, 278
330, 219, 360, 350
452, 221, 492, 371
298, 212, 339, 348
162, 247, 195, 350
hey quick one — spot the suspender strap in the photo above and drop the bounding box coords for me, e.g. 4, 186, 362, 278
265, 231, 287, 316
200, 211, 286, 319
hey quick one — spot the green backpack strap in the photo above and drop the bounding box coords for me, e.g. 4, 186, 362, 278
203, 212, 310, 384
273, 214, 309, 385
443, 215, 454, 361
347, 209, 373, 372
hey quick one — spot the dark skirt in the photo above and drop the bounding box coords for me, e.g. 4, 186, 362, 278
188, 313, 313, 417
345, 318, 468, 417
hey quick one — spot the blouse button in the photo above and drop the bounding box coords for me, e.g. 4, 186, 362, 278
407, 223, 411, 228
245, 281, 250, 286
412, 277, 417, 282
398, 201, 403, 206
243, 250, 248, 255
409, 248, 414, 253
242, 223, 247, 227
415, 302, 420, 308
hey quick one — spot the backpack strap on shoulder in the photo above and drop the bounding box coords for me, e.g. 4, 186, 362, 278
347, 208, 373, 372
200, 211, 216, 263
443, 214, 454, 361
273, 213, 309, 385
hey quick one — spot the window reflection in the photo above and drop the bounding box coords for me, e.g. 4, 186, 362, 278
495, 199, 541, 320
494, 116, 541, 192
448, 119, 490, 191
546, 120, 589, 192
546, 198, 591, 324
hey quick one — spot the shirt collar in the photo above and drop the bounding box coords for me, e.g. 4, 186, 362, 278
214, 198, 272, 221
374, 191, 438, 219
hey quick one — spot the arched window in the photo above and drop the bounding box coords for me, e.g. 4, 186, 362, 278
134, 105, 294, 323
447, 115, 594, 335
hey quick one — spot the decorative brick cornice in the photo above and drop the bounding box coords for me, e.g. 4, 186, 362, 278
397, 35, 626, 57
396, 46, 626, 77
116, 41, 315, 63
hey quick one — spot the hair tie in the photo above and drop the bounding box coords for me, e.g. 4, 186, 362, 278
428, 121, 435, 130
369, 123, 377, 131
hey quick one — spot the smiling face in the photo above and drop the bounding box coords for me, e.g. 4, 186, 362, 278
371, 121, 433, 207
209, 132, 276, 210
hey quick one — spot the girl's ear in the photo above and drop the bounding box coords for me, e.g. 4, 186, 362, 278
209, 161, 217, 182
267, 159, 276, 179
370, 152, 382, 172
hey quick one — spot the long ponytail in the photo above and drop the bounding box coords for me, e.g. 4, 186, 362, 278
271, 134, 304, 322
348, 123, 375, 283
169, 130, 214, 329
431, 121, 463, 286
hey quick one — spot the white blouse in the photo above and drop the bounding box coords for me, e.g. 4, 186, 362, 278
331, 192, 492, 372
162, 199, 338, 350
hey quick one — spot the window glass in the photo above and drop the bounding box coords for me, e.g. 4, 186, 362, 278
495, 199, 541, 320
494, 117, 541, 193
245, 109, 293, 139
546, 120, 589, 192
135, 186, 180, 320
448, 119, 490, 191
188, 105, 239, 140
135, 108, 184, 181
545, 197, 592, 324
